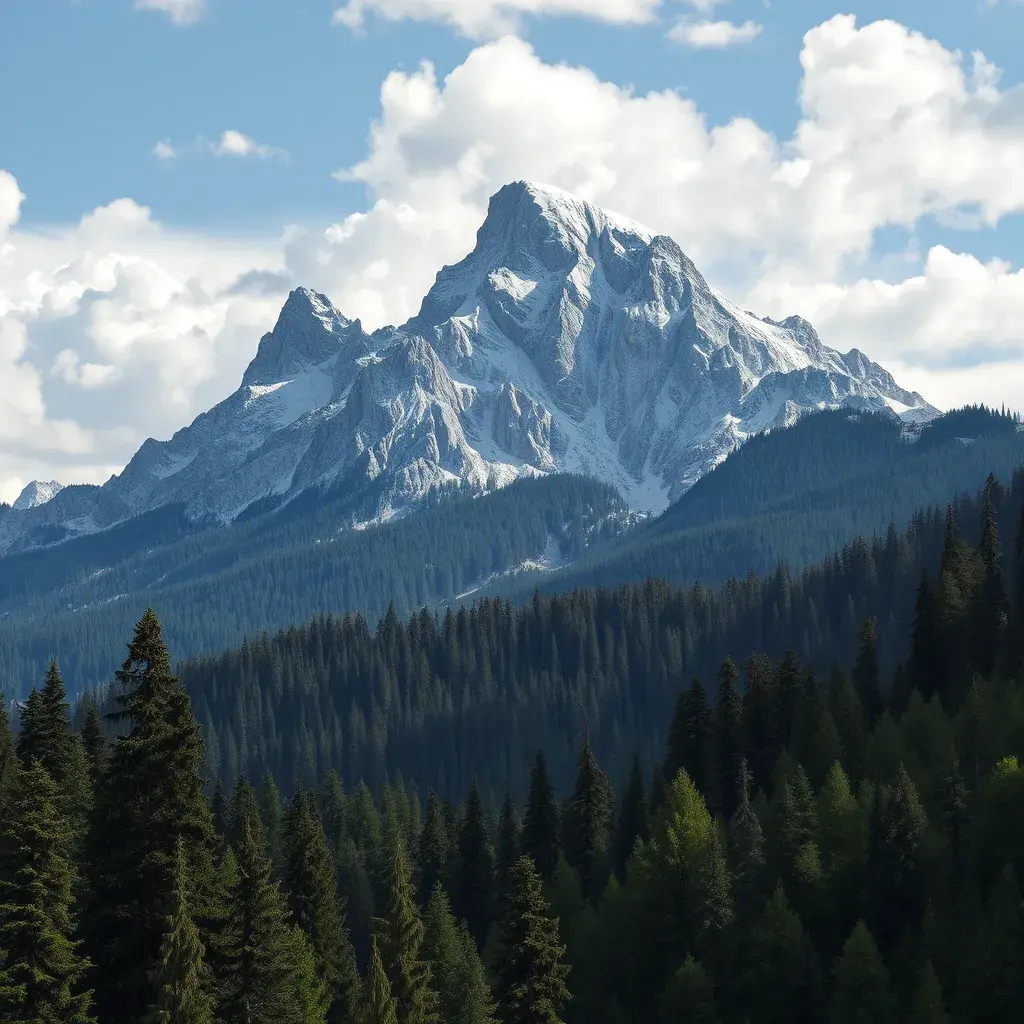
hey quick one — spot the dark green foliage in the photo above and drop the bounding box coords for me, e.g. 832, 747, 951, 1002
423, 886, 496, 1024
17, 661, 75, 787
418, 792, 451, 908
362, 937, 399, 1024
146, 839, 215, 1024
727, 761, 766, 924
658, 954, 719, 1024
561, 743, 614, 900
452, 779, 495, 949
283, 791, 359, 1023
852, 620, 882, 730
219, 818, 307, 1024
375, 841, 438, 1024
612, 756, 648, 882
495, 794, 520, 911
0, 759, 94, 1024
910, 962, 949, 1024
522, 753, 561, 882
493, 857, 570, 1024
84, 609, 216, 1023
0, 694, 17, 811
715, 658, 745, 820
830, 921, 894, 1024
664, 677, 715, 807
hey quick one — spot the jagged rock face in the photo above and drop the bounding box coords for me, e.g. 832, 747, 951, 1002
0, 181, 936, 553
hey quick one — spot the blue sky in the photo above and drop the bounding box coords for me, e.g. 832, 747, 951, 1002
1, 0, 1024, 499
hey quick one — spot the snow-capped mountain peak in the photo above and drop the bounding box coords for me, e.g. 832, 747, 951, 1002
0, 182, 937, 553
11, 480, 65, 511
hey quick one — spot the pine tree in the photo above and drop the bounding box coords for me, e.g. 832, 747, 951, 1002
852, 619, 883, 729
909, 962, 949, 1024
452, 778, 495, 949
146, 839, 215, 1024
362, 937, 399, 1024
259, 772, 284, 871
715, 658, 745, 821
663, 677, 714, 808
658, 954, 719, 1024
17, 661, 75, 788
283, 790, 360, 1023
727, 760, 766, 924
418, 791, 451, 906
78, 693, 106, 785
909, 573, 943, 702
522, 752, 560, 882
220, 816, 305, 1024
423, 885, 496, 1024
0, 759, 94, 1024
375, 840, 438, 1024
493, 856, 570, 1024
612, 755, 648, 881
831, 921, 894, 1024
974, 485, 1009, 679
85, 610, 217, 1022
743, 652, 779, 799
494, 793, 520, 912
562, 742, 615, 900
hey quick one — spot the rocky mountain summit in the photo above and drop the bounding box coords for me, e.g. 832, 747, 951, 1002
0, 181, 935, 554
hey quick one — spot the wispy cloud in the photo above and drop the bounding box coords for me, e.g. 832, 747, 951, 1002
212, 130, 288, 161
152, 140, 177, 161
668, 18, 763, 49
134, 0, 206, 27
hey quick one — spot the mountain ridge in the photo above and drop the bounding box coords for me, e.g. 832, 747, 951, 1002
0, 180, 935, 554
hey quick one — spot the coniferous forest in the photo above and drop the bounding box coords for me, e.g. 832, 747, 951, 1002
0, 469, 1021, 1021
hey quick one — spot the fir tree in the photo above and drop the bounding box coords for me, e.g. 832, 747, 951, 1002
494, 793, 520, 912
452, 778, 495, 949
909, 573, 943, 702
612, 755, 648, 881
830, 921, 894, 1024
146, 839, 215, 1024
743, 651, 779, 798
493, 856, 570, 1024
220, 816, 305, 1024
0, 759, 94, 1024
521, 752, 561, 882
909, 962, 949, 1024
85, 610, 216, 1022
974, 485, 1009, 679
852, 619, 883, 729
259, 772, 284, 871
423, 885, 496, 1024
965, 864, 1024, 1024
727, 760, 766, 924
658, 954, 719, 1024
562, 741, 615, 900
78, 693, 106, 785
663, 677, 714, 808
375, 840, 438, 1024
17, 661, 75, 788
714, 658, 745, 821
418, 792, 451, 906
362, 937, 399, 1024
0, 695, 16, 812
283, 790, 360, 1023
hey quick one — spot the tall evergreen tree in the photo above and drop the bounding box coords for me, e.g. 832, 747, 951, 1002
974, 485, 1009, 679
909, 573, 944, 702
852, 619, 883, 729
0, 760, 94, 1024
220, 817, 306, 1024
727, 760, 766, 924
493, 856, 570, 1024
521, 752, 561, 882
146, 839, 215, 1024
17, 661, 74, 787
418, 792, 451, 907
85, 609, 216, 1023
830, 921, 894, 1024
663, 678, 714, 808
362, 937, 399, 1024
909, 962, 949, 1024
562, 742, 615, 900
658, 954, 719, 1024
612, 755, 648, 881
452, 778, 495, 949
744, 652, 779, 797
283, 790, 360, 1023
375, 840, 438, 1024
494, 793, 520, 913
715, 658, 745, 821
0, 694, 16, 812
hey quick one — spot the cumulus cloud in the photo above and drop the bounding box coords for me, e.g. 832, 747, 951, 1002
6, 14, 1024, 490
152, 140, 177, 160
668, 19, 763, 48
134, 0, 206, 26
332, 0, 662, 38
213, 130, 288, 160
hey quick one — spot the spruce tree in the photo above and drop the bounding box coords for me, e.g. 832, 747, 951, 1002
974, 486, 1009, 679
965, 864, 1024, 1024
283, 790, 360, 1023
85, 609, 216, 1022
78, 691, 106, 780
562, 742, 615, 900
220, 816, 305, 1024
493, 856, 570, 1024
494, 793, 520, 912
743, 651, 779, 798
715, 658, 745, 821
17, 661, 75, 787
362, 937, 399, 1024
658, 954, 719, 1024
0, 759, 94, 1024
852, 619, 883, 729
423, 885, 496, 1024
663, 677, 714, 807
418, 792, 451, 906
452, 778, 495, 949
146, 839, 215, 1024
0, 694, 16, 812
612, 755, 648, 881
374, 840, 438, 1024
727, 760, 766, 924
910, 962, 949, 1024
830, 921, 894, 1024
909, 573, 943, 702
521, 752, 560, 882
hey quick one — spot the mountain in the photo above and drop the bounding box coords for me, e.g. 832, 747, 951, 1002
11, 480, 65, 510
0, 180, 933, 555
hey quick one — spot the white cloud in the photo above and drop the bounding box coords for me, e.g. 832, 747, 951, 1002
6, 14, 1024, 490
134, 0, 206, 26
333, 0, 662, 39
668, 19, 763, 48
152, 140, 177, 160
213, 130, 288, 161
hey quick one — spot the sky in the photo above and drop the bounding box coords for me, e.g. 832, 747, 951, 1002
2, 0, 1024, 503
